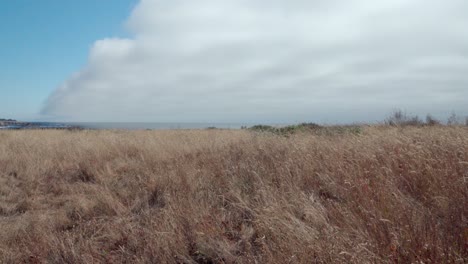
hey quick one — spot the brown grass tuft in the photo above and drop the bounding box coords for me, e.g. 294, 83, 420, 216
0, 127, 467, 263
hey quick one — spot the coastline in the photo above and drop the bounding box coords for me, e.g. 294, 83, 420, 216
0, 121, 80, 130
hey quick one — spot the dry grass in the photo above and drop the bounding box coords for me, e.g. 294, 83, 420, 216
0, 127, 467, 263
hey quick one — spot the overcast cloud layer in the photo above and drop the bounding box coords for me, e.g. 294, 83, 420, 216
42, 0, 468, 122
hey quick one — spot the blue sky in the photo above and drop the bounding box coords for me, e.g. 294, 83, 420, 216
0, 0, 136, 120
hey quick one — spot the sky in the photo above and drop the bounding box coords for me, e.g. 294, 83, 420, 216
2, 0, 468, 123
0, 0, 137, 120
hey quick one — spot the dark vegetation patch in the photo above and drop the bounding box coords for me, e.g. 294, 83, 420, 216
248, 123, 362, 136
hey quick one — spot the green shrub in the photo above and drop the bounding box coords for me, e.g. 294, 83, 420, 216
249, 123, 362, 136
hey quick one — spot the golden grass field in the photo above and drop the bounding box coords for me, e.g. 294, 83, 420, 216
0, 127, 467, 263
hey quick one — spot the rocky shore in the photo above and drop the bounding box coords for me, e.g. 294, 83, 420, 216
0, 120, 82, 130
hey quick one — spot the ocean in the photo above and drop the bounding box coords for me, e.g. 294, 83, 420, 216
0, 122, 259, 130
69, 122, 251, 130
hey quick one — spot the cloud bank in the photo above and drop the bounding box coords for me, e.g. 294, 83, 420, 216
42, 0, 468, 122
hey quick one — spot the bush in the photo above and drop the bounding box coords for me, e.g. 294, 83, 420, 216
249, 123, 323, 135
385, 110, 424, 126
425, 114, 441, 126
298, 122, 321, 129
447, 112, 460, 125
248, 123, 363, 136
249, 125, 277, 133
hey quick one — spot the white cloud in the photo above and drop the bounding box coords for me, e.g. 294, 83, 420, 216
42, 0, 468, 122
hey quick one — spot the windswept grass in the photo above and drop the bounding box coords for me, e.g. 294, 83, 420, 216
0, 127, 467, 263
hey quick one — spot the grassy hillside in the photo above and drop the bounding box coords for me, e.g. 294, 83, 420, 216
0, 127, 467, 263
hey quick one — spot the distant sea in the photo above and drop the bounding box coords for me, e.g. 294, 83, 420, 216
70, 122, 253, 130
0, 122, 264, 130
